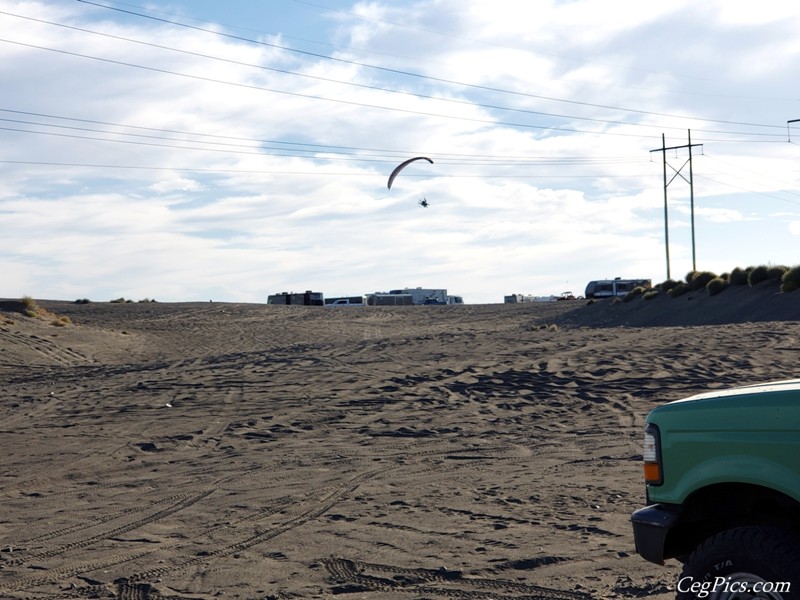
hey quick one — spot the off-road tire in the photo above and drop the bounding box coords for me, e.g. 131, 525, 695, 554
678, 525, 800, 600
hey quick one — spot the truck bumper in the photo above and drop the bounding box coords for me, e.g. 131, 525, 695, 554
631, 504, 684, 565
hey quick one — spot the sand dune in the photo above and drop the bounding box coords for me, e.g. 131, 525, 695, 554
1, 292, 798, 599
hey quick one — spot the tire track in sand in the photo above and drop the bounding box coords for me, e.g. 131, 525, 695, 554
320, 557, 591, 599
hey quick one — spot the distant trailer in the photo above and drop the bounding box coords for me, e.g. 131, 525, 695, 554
504, 294, 557, 303
367, 293, 414, 306
584, 278, 651, 299
324, 296, 367, 307
388, 287, 463, 305
267, 290, 324, 306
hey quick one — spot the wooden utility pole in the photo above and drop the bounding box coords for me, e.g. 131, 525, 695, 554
650, 130, 703, 279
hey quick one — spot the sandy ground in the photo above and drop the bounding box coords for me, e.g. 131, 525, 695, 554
1, 290, 798, 600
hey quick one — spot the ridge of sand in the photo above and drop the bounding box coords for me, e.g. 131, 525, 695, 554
557, 279, 798, 328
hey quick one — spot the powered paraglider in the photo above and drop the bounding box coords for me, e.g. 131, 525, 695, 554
387, 156, 433, 190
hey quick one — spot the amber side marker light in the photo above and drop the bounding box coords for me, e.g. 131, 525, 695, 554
643, 425, 663, 485
643, 461, 661, 483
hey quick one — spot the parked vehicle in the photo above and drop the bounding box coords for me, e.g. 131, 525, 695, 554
388, 288, 463, 305
324, 296, 366, 307
631, 379, 800, 598
585, 278, 651, 299
267, 291, 324, 306
504, 294, 558, 303
367, 293, 413, 306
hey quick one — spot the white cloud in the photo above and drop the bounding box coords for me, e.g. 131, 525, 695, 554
149, 177, 204, 193
1, 0, 800, 302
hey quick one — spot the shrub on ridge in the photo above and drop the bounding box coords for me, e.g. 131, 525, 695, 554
767, 265, 789, 280
622, 286, 647, 303
688, 271, 717, 291
706, 277, 728, 296
748, 265, 772, 287
659, 279, 679, 293
729, 267, 749, 286
668, 282, 689, 298
782, 266, 800, 293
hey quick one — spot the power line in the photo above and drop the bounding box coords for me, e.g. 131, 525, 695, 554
0, 108, 644, 161
694, 173, 800, 207
1, 11, 675, 135
0, 113, 651, 167
700, 154, 800, 204
1, 32, 788, 146
0, 36, 635, 139
0, 159, 654, 178
0, 3, 792, 192
72, 1, 788, 135
293, 0, 800, 103
0, 108, 423, 157
1, 8, 792, 144
104, 0, 797, 105
98, 0, 799, 106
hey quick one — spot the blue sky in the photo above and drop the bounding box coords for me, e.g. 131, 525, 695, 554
2, 1, 800, 303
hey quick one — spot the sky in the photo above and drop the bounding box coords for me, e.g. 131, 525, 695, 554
2, 0, 800, 304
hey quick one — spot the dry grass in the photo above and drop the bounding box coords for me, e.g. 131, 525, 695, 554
3, 297, 74, 327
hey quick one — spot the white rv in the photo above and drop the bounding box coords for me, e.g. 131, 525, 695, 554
387, 288, 463, 305
367, 293, 414, 306
584, 278, 651, 299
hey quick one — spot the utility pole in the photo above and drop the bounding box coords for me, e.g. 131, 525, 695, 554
659, 134, 671, 280
788, 118, 800, 142
650, 130, 703, 280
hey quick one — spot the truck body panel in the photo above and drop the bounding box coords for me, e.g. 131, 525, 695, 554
633, 378, 800, 567
646, 383, 800, 505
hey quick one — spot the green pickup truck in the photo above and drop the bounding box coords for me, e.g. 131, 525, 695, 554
631, 379, 800, 599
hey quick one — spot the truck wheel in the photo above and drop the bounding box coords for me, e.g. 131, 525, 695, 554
678, 526, 800, 600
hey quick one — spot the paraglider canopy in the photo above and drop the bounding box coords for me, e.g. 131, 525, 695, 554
387, 156, 434, 190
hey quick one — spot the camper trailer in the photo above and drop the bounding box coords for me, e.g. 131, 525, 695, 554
267, 291, 324, 306
584, 278, 651, 299
504, 294, 558, 303
367, 293, 414, 306
387, 287, 463, 305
